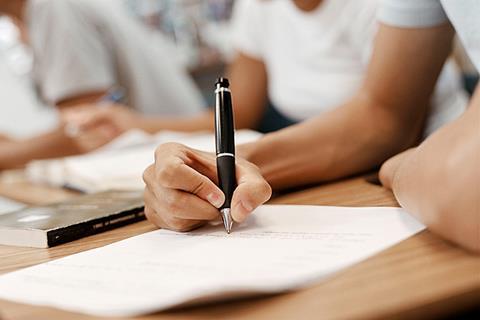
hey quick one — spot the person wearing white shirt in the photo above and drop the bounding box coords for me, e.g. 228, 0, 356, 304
26, 0, 206, 115
0, 9, 115, 169
143, 0, 480, 253
230, 0, 467, 136
67, 0, 468, 138
0, 0, 207, 168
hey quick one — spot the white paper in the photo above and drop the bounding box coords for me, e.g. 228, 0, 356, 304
0, 205, 425, 317
0, 197, 24, 215
26, 130, 262, 192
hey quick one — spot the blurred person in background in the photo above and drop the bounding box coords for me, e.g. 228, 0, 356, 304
26, 0, 207, 121
0, 0, 229, 170
0, 8, 114, 170
0, 0, 469, 167
69, 0, 467, 141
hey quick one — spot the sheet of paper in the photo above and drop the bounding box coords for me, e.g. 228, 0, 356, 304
0, 205, 425, 316
0, 197, 24, 215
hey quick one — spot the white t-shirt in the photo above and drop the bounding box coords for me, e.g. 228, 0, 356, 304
0, 17, 57, 138
26, 0, 205, 116
232, 0, 468, 136
379, 0, 480, 72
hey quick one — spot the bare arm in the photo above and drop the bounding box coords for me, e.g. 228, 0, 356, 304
380, 89, 480, 253
0, 127, 116, 170
228, 53, 268, 129
239, 24, 455, 190
0, 130, 76, 169
57, 91, 108, 109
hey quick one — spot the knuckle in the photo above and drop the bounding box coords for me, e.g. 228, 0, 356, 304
144, 205, 155, 220
156, 160, 182, 187
191, 177, 207, 195
154, 142, 185, 160
142, 165, 155, 185
165, 217, 192, 232
163, 191, 182, 209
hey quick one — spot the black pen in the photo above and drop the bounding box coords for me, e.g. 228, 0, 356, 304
214, 77, 236, 234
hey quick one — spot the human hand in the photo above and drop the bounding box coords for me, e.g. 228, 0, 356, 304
379, 148, 416, 190
143, 143, 272, 232
61, 103, 143, 137
0, 134, 12, 142
51, 123, 118, 156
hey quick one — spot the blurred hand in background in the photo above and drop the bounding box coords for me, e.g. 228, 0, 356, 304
61, 103, 143, 139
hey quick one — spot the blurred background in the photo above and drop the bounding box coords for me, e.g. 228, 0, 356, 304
0, 0, 235, 138
0, 0, 478, 147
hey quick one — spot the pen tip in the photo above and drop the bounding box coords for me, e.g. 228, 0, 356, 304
221, 208, 234, 234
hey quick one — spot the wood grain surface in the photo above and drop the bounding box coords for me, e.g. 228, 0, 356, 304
0, 172, 478, 320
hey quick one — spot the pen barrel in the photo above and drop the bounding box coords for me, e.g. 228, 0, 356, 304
214, 88, 235, 155
214, 78, 236, 210
216, 155, 236, 209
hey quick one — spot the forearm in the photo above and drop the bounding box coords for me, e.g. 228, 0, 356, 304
241, 94, 424, 190
0, 130, 77, 169
389, 99, 480, 253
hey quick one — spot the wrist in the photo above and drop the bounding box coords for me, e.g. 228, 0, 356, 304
134, 116, 162, 134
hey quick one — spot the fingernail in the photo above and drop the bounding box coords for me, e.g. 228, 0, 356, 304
207, 193, 224, 208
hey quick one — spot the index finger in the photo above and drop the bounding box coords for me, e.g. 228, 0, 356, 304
151, 144, 226, 209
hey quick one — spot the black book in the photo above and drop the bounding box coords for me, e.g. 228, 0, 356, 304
0, 190, 145, 248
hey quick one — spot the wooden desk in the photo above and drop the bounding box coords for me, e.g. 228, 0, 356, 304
0, 173, 479, 320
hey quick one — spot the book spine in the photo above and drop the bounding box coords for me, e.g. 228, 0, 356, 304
46, 208, 145, 247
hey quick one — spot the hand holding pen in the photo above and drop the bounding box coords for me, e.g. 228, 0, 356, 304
142, 78, 272, 233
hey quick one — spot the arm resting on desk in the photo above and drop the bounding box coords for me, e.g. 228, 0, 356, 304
380, 89, 480, 253
0, 126, 115, 170
240, 24, 455, 190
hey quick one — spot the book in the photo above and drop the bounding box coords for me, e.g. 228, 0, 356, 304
0, 190, 145, 248
26, 129, 262, 193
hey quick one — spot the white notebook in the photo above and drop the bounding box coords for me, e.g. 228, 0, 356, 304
26, 130, 262, 193
0, 205, 425, 317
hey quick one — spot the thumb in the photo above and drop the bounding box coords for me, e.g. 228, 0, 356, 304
230, 162, 272, 223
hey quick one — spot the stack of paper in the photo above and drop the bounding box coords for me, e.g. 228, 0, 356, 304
0, 196, 24, 215
0, 205, 425, 317
26, 130, 262, 193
